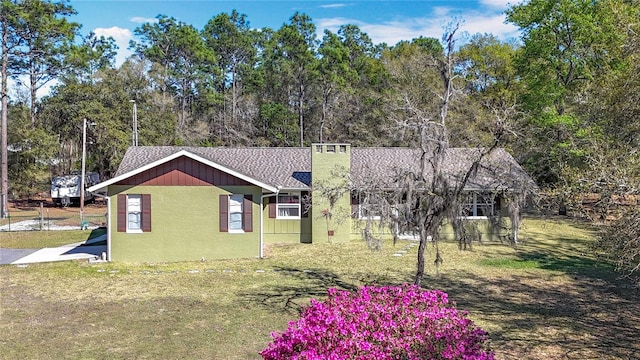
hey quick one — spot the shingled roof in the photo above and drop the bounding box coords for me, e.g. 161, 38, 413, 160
351, 147, 536, 191
105, 146, 535, 193
108, 146, 535, 192
115, 146, 311, 189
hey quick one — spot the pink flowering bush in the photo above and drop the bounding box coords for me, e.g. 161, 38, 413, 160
261, 284, 494, 360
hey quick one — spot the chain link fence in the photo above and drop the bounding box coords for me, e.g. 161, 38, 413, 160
0, 202, 107, 232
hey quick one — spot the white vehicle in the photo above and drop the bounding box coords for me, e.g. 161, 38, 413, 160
51, 172, 100, 206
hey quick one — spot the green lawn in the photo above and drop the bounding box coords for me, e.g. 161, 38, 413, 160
0, 230, 94, 248
1, 217, 638, 359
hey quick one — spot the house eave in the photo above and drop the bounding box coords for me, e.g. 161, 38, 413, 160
87, 150, 279, 193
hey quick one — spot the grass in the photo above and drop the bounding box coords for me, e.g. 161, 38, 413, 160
1, 217, 639, 359
0, 230, 93, 248
478, 258, 541, 269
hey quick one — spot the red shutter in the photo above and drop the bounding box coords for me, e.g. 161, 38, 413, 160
268, 196, 276, 218
219, 194, 228, 232
243, 195, 253, 232
117, 194, 126, 232
141, 194, 152, 232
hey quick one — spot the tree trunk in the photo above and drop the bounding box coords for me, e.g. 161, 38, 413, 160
414, 230, 427, 286
30, 61, 37, 125
298, 81, 304, 147
232, 64, 237, 126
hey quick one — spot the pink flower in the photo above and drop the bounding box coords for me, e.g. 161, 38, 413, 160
261, 284, 494, 360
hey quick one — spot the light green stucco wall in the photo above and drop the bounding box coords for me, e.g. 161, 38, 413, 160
262, 199, 312, 244
310, 144, 352, 243
108, 185, 262, 262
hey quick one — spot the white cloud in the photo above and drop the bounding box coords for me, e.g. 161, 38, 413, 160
320, 3, 350, 9
130, 16, 158, 24
94, 27, 134, 66
480, 0, 510, 8
461, 14, 520, 39
316, 5, 520, 47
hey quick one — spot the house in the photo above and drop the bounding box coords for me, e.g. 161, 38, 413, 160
87, 144, 535, 262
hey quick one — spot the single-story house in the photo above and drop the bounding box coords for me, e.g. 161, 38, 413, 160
88, 144, 535, 262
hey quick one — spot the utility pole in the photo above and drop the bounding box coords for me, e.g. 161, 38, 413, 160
1, 20, 9, 219
130, 100, 138, 146
80, 118, 87, 221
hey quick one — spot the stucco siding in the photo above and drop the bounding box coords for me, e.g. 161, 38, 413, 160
311, 144, 352, 243
108, 185, 261, 262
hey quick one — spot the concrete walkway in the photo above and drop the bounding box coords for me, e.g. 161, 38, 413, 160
0, 234, 107, 265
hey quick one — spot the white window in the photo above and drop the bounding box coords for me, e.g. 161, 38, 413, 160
355, 192, 383, 220
277, 192, 300, 219
462, 192, 497, 218
127, 195, 142, 231
229, 194, 244, 232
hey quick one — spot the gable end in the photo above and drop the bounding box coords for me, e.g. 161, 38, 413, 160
116, 156, 252, 187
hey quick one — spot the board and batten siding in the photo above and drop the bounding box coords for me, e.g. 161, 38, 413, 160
117, 155, 253, 187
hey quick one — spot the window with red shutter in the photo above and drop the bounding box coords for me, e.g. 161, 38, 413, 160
118, 194, 151, 232
117, 194, 126, 232
219, 194, 229, 232
243, 195, 253, 232
141, 194, 151, 232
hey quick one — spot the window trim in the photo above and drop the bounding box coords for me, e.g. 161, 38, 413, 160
276, 192, 301, 219
126, 194, 143, 233
461, 192, 497, 219
228, 194, 245, 233
352, 192, 383, 220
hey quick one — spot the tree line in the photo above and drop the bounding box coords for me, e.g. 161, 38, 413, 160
1, 0, 639, 279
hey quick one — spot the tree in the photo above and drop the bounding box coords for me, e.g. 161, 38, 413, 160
9, 0, 80, 125
0, 0, 21, 217
258, 102, 297, 147
202, 10, 257, 139
64, 31, 118, 83
329, 24, 389, 146
261, 12, 318, 146
457, 33, 519, 110
455, 33, 522, 152
316, 30, 353, 143
375, 27, 520, 285
505, 0, 625, 187
506, 0, 622, 116
6, 102, 57, 199
132, 15, 214, 143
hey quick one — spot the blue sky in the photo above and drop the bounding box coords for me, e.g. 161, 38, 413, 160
69, 0, 521, 66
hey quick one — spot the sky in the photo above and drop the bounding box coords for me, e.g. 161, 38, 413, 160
69, 0, 522, 66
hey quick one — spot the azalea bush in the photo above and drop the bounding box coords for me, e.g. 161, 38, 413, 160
261, 284, 494, 360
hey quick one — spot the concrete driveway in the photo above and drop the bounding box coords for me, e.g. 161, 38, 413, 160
0, 248, 39, 264
0, 235, 107, 265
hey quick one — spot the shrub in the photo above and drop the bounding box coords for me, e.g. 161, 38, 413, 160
261, 284, 494, 360
594, 208, 640, 286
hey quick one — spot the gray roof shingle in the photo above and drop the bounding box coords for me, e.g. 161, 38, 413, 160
114, 146, 535, 191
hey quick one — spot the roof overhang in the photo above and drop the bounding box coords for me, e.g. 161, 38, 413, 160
87, 150, 279, 194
